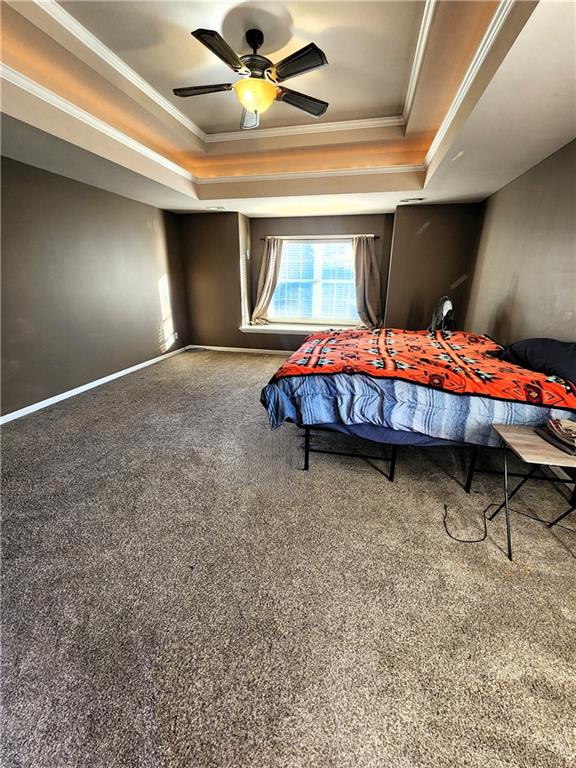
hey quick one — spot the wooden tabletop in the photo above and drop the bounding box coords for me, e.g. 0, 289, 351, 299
493, 424, 576, 468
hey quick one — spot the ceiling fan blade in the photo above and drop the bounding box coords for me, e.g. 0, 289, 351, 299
173, 83, 233, 97
273, 43, 328, 82
276, 87, 328, 117
192, 29, 249, 74
240, 109, 259, 130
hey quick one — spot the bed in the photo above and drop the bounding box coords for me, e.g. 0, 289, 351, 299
261, 328, 576, 449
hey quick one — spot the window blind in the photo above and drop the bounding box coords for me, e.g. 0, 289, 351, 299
268, 239, 359, 324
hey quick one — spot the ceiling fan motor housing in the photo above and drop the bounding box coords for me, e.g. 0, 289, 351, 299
173, 27, 329, 128
240, 54, 273, 79
241, 29, 272, 79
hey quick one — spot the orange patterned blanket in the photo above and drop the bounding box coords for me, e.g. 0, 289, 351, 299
272, 328, 576, 411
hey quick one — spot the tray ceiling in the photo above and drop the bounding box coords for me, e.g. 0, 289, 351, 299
60, 0, 425, 132
4, 0, 568, 216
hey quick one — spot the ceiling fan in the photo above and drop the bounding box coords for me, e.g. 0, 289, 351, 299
173, 28, 329, 130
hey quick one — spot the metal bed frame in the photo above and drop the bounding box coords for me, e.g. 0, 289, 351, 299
464, 445, 575, 500
301, 426, 397, 482
464, 444, 576, 528
299, 427, 575, 524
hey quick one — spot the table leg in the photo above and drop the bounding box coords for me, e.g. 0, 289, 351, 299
503, 447, 513, 561
488, 463, 540, 521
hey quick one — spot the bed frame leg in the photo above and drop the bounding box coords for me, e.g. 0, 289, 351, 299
303, 427, 310, 471
388, 444, 397, 482
464, 446, 478, 493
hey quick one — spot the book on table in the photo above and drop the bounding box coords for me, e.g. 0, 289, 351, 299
535, 419, 576, 456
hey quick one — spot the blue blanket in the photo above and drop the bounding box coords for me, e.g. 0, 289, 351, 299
261, 374, 576, 447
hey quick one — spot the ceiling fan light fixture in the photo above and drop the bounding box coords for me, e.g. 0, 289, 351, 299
174, 28, 329, 128
233, 77, 277, 114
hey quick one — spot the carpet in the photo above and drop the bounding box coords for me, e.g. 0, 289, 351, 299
2, 351, 575, 768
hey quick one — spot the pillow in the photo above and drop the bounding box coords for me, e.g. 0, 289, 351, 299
502, 338, 576, 383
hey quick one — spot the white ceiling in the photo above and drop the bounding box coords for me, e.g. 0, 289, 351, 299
2, 0, 575, 217
426, 0, 576, 198
1, 113, 429, 213
60, 0, 424, 132
1, 114, 203, 210
0, 112, 478, 215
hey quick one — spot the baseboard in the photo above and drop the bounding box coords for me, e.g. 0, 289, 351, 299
186, 344, 294, 355
0, 347, 187, 425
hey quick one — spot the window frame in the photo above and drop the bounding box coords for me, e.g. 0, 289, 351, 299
266, 236, 359, 326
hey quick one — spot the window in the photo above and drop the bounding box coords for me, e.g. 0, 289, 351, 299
267, 238, 359, 324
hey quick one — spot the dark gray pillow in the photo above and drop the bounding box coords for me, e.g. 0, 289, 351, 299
503, 338, 576, 383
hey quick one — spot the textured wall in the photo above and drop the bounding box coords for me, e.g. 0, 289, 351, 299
384, 204, 485, 330
1, 158, 188, 414
465, 140, 576, 344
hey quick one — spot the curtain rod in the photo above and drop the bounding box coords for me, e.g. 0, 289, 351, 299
261, 234, 379, 241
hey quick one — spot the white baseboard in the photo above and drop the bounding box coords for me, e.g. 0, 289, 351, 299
186, 344, 294, 355
1, 344, 293, 425
0, 347, 187, 425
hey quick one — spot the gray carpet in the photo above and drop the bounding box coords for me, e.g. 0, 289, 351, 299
2, 350, 575, 768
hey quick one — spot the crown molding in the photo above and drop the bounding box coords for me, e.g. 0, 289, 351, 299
204, 115, 405, 143
425, 0, 515, 164
28, 0, 206, 141
403, 0, 437, 123
10, 0, 518, 158
1, 65, 195, 181
1, 64, 425, 187
23, 0, 406, 147
196, 164, 426, 185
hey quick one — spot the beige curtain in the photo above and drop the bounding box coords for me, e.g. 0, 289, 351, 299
354, 235, 382, 328
250, 236, 283, 325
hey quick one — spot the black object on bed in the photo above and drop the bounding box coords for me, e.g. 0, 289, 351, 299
500, 338, 576, 383
428, 295, 454, 332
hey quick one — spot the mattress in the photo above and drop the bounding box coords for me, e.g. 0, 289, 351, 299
261, 328, 576, 447
262, 373, 576, 447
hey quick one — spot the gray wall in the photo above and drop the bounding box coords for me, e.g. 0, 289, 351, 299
384, 204, 485, 330
6, 141, 572, 415
1, 158, 188, 414
177, 212, 298, 351
466, 140, 576, 344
